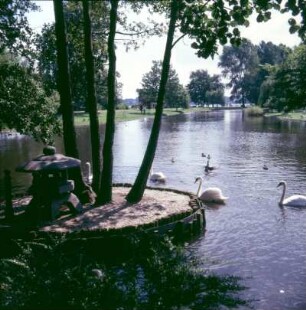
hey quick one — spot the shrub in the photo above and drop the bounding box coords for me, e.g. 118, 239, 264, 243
0, 234, 249, 309
245, 106, 264, 117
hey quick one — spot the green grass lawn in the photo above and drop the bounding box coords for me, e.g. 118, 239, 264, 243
74, 107, 210, 126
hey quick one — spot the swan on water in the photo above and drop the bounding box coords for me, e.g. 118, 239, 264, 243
194, 176, 227, 204
277, 181, 306, 207
205, 154, 216, 172
84, 162, 93, 184
150, 168, 166, 183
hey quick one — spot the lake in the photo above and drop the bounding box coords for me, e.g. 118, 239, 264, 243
1, 109, 306, 309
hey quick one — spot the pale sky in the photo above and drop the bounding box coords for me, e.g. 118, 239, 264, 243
28, 1, 301, 99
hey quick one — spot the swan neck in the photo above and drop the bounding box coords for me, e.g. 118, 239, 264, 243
279, 183, 286, 205
196, 178, 202, 197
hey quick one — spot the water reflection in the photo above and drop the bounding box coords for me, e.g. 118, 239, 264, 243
1, 110, 306, 310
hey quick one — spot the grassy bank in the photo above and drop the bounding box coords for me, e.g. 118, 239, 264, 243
265, 111, 306, 121
74, 107, 210, 126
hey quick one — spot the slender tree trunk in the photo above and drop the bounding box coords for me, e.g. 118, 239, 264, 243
53, 0, 78, 158
82, 0, 101, 193
97, 0, 118, 204
126, 0, 179, 203
53, 0, 92, 202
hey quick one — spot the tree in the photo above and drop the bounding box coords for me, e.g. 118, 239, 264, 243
166, 83, 190, 110
219, 39, 259, 105
126, 0, 179, 203
53, 0, 78, 159
260, 44, 306, 111
127, 0, 306, 203
0, 0, 37, 61
97, 0, 119, 204
36, 1, 109, 111
138, 60, 189, 109
207, 75, 225, 106
187, 70, 224, 106
82, 0, 101, 193
0, 54, 60, 143
94, 1, 167, 203
257, 41, 290, 65
252, 41, 291, 105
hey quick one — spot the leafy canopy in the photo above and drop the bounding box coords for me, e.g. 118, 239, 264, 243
0, 0, 38, 60
0, 54, 60, 143
179, 0, 305, 59
137, 60, 189, 109
187, 70, 224, 105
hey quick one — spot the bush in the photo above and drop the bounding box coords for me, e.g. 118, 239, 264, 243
0, 234, 249, 310
116, 103, 129, 110
244, 106, 264, 117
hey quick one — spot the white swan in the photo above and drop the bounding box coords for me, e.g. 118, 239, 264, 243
84, 162, 93, 184
195, 176, 227, 204
277, 181, 306, 207
150, 168, 166, 183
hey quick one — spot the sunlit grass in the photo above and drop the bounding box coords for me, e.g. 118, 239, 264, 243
73, 107, 211, 126
265, 111, 306, 121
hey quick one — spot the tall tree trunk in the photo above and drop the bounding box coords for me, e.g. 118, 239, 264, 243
82, 0, 101, 193
126, 0, 179, 203
53, 0, 78, 158
53, 0, 92, 202
97, 0, 118, 204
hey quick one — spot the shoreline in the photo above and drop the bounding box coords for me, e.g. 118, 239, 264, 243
264, 111, 306, 122
1, 186, 205, 242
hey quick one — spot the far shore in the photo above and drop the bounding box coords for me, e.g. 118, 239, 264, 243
73, 106, 211, 126
1, 107, 305, 135
264, 110, 306, 122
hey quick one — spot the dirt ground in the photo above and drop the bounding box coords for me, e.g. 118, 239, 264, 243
41, 187, 193, 233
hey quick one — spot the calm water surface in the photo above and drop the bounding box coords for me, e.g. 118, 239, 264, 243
1, 110, 306, 309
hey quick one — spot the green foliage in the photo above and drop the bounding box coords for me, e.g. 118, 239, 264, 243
187, 70, 225, 106
260, 44, 306, 111
116, 103, 129, 110
179, 0, 305, 59
0, 234, 248, 310
219, 39, 259, 104
0, 0, 38, 61
0, 54, 60, 143
36, 1, 109, 111
219, 40, 292, 105
138, 60, 189, 109
282, 0, 306, 42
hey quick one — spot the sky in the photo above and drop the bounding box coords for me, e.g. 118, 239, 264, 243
28, 1, 302, 99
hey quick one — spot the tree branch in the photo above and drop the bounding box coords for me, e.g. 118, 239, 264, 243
171, 33, 187, 48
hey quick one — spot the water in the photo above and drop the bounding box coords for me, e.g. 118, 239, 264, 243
1, 110, 306, 309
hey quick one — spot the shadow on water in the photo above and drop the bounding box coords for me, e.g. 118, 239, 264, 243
0, 233, 250, 310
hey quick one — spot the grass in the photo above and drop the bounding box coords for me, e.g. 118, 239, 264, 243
265, 110, 306, 121
74, 107, 210, 126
